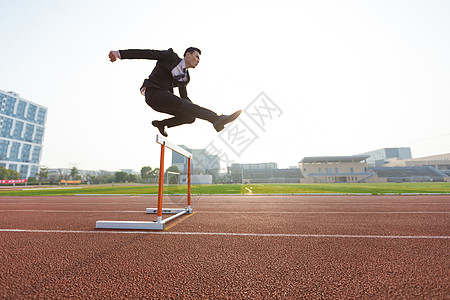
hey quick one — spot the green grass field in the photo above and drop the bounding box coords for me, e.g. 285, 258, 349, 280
1, 182, 450, 196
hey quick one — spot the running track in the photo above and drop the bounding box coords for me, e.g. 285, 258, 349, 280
0, 194, 449, 298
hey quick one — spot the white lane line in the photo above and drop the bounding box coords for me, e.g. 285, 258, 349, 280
0, 203, 149, 205
72, 193, 450, 196
193, 202, 450, 205
0, 202, 448, 206
0, 210, 145, 213
0, 210, 449, 214
197, 211, 450, 214
0, 229, 449, 239
21, 187, 83, 191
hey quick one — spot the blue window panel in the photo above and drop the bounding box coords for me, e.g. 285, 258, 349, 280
34, 127, 44, 144
0, 140, 9, 160
16, 101, 27, 119
24, 124, 34, 142
30, 165, 39, 178
37, 108, 47, 125
13, 121, 24, 139
173, 152, 188, 164
31, 146, 41, 163
27, 104, 37, 122
10, 142, 20, 160
20, 165, 28, 178
6, 119, 13, 137
21, 144, 31, 162
4, 97, 16, 116
1, 93, 6, 113
0, 117, 13, 138
1, 122, 6, 137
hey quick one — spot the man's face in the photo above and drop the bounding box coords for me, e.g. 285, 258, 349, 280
185, 51, 200, 69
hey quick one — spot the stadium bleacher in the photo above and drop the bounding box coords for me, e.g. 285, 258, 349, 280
371, 166, 447, 182
241, 168, 304, 184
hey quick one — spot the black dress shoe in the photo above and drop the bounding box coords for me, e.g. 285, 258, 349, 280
152, 120, 168, 137
213, 110, 242, 132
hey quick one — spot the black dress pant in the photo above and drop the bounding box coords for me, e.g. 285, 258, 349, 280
145, 89, 219, 128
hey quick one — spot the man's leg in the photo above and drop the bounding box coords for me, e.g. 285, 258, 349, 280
146, 89, 241, 135
146, 90, 219, 126
162, 113, 195, 128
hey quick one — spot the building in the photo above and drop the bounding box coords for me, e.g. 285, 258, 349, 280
371, 166, 449, 182
299, 156, 383, 183
372, 153, 450, 182
360, 147, 412, 167
381, 153, 450, 171
0, 90, 47, 178
172, 145, 220, 177
46, 168, 116, 184
119, 169, 140, 175
229, 163, 303, 183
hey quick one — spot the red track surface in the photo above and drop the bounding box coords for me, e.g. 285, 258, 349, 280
1, 194, 449, 298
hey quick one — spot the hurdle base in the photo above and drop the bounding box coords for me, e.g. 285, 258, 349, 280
95, 220, 165, 230
146, 207, 192, 214
95, 207, 192, 230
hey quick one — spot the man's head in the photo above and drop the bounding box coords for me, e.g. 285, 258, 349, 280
184, 47, 201, 69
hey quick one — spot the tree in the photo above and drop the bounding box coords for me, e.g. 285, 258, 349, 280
114, 171, 129, 183
0, 166, 8, 180
128, 174, 137, 182
0, 166, 21, 180
141, 166, 153, 182
151, 168, 159, 181
165, 165, 180, 184
98, 170, 110, 184
37, 166, 49, 184
9, 169, 20, 179
28, 177, 38, 183
58, 169, 69, 182
141, 166, 159, 183
70, 167, 79, 180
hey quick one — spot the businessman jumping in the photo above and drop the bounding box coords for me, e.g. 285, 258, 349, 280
109, 47, 241, 137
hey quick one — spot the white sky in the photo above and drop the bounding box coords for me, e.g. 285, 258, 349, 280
1, 0, 449, 172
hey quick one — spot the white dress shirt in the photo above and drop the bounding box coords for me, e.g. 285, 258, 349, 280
140, 59, 187, 96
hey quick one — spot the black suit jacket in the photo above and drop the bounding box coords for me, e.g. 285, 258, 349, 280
118, 48, 190, 99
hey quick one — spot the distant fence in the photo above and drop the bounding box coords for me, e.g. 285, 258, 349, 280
60, 180, 82, 184
0, 179, 28, 185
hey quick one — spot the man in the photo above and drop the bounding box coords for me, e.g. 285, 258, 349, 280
108, 47, 241, 137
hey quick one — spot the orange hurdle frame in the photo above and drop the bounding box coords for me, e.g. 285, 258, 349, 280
148, 134, 193, 224
95, 134, 193, 230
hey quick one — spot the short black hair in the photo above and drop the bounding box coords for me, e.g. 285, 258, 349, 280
184, 47, 201, 57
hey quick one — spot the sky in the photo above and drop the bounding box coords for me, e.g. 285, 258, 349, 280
1, 0, 449, 172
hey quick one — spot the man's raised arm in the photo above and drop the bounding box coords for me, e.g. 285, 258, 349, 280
109, 49, 174, 62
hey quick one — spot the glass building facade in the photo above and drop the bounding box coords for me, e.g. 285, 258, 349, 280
0, 90, 47, 178
360, 148, 412, 167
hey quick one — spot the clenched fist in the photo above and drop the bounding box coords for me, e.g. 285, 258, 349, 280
109, 50, 120, 62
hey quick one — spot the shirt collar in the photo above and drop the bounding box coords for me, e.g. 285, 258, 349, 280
180, 59, 186, 70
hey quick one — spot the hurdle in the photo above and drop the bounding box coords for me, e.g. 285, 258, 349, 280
95, 134, 192, 230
